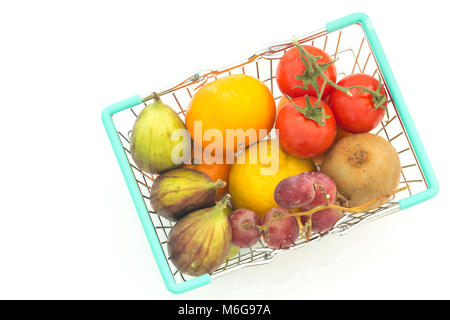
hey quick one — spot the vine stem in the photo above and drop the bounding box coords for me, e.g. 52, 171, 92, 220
315, 80, 327, 105
345, 81, 389, 118
346, 85, 379, 97
292, 37, 353, 98
258, 186, 408, 230
292, 39, 389, 118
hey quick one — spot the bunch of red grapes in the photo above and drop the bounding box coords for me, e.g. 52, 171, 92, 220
228, 172, 344, 249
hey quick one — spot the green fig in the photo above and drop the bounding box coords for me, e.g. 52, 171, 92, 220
168, 196, 232, 276
130, 93, 189, 174
150, 168, 226, 221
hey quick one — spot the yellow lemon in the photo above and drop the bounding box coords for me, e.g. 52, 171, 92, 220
228, 139, 316, 220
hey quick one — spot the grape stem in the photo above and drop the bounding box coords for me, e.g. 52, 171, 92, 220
260, 186, 408, 229
313, 184, 330, 205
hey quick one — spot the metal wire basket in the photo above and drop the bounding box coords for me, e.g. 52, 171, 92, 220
102, 13, 438, 294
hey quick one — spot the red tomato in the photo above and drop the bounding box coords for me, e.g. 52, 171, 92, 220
275, 96, 337, 159
329, 73, 387, 133
276, 45, 337, 99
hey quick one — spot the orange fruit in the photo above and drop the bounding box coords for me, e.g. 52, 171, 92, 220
276, 96, 289, 116
185, 74, 276, 153
185, 152, 233, 200
336, 127, 353, 140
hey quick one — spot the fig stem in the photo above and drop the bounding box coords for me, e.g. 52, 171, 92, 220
214, 179, 226, 189
142, 92, 161, 103
216, 194, 231, 208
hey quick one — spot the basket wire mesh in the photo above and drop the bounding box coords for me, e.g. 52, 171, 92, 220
111, 23, 428, 284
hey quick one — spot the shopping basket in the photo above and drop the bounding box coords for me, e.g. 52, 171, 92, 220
101, 12, 439, 294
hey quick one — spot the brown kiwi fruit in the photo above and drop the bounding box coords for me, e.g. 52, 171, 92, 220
320, 133, 401, 210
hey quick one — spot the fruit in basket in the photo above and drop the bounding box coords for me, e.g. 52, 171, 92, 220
312, 128, 352, 167
276, 96, 337, 159
300, 172, 337, 210
276, 45, 337, 99
228, 139, 316, 219
185, 152, 233, 200
262, 207, 299, 249
276, 96, 289, 116
301, 209, 345, 233
329, 73, 388, 133
168, 196, 232, 277
150, 168, 225, 221
274, 174, 315, 209
185, 74, 276, 152
229, 209, 262, 248
274, 171, 336, 210
130, 93, 189, 174
274, 171, 340, 233
320, 133, 401, 210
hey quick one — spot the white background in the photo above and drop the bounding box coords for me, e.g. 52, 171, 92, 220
0, 0, 448, 299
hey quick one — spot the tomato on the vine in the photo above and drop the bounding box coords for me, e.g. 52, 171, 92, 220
329, 73, 387, 133
275, 96, 337, 159
276, 45, 337, 99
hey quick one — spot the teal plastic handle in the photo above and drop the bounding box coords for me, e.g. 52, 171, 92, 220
102, 95, 211, 294
326, 13, 439, 209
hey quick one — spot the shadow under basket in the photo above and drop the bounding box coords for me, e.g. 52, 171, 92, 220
102, 13, 439, 294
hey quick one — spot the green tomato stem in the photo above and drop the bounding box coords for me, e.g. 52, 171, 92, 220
345, 83, 389, 118
292, 38, 353, 100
